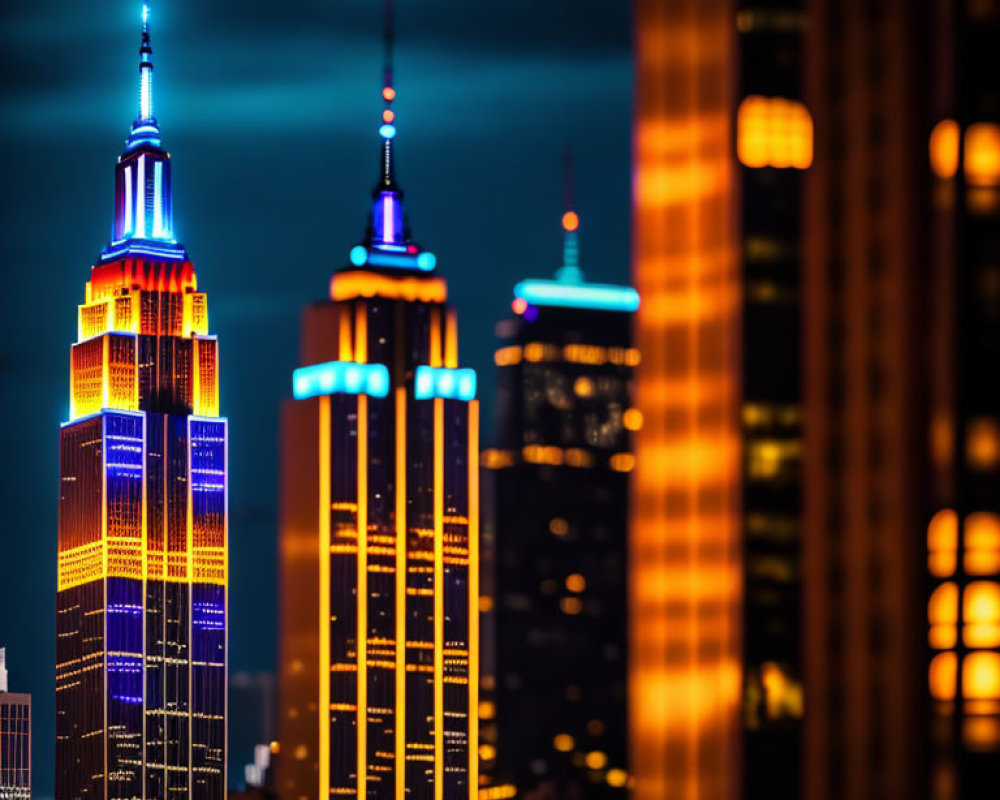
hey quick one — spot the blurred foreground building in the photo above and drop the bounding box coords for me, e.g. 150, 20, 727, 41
276, 55, 480, 800
486, 188, 638, 796
56, 6, 227, 798
632, 1, 1000, 800
0, 649, 31, 800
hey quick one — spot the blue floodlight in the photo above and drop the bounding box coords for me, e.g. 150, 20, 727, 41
513, 279, 640, 312
414, 366, 477, 401
292, 361, 390, 400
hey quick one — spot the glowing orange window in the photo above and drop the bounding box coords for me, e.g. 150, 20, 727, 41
737, 95, 814, 169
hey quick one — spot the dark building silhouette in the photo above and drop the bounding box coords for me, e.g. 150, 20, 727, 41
736, 4, 809, 800
486, 186, 638, 797
803, 1, 1000, 799
0, 649, 31, 800
276, 29, 480, 800
55, 6, 227, 798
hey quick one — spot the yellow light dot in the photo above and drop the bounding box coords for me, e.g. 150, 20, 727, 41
553, 733, 574, 752
562, 211, 579, 232
574, 376, 594, 397
479, 743, 497, 761
479, 700, 496, 719
549, 518, 569, 536
479, 595, 494, 613
623, 408, 643, 431
269, 741, 280, 755
586, 751, 608, 770
606, 768, 628, 788
566, 573, 586, 593
294, 744, 309, 761
609, 453, 635, 472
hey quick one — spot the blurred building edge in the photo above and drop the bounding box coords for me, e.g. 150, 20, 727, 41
485, 159, 638, 798
0, 648, 31, 800
229, 672, 277, 790
803, 1, 1000, 799
632, 2, 742, 800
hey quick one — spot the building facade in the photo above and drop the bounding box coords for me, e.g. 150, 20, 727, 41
55, 7, 227, 799
0, 649, 31, 800
276, 67, 479, 800
631, 2, 742, 799
735, 4, 809, 799
486, 200, 638, 796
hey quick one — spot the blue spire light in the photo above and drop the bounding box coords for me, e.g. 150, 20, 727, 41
380, 124, 397, 140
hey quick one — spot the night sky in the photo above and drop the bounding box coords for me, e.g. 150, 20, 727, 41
0, 1, 631, 792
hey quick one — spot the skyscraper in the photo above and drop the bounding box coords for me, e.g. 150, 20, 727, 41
276, 15, 479, 800
631, 2, 742, 799
485, 163, 638, 797
0, 649, 31, 800
56, 5, 228, 798
735, 4, 809, 799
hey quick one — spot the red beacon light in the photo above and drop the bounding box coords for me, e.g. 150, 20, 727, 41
512, 298, 528, 315
383, 86, 396, 102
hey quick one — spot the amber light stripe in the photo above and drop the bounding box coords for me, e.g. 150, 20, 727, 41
632, 2, 740, 800
319, 396, 331, 800
467, 400, 480, 798
395, 386, 407, 798
433, 397, 445, 800
356, 302, 369, 797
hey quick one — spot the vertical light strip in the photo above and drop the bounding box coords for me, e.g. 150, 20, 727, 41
141, 413, 148, 794
340, 307, 354, 362
430, 309, 442, 368
102, 417, 108, 799
357, 394, 369, 800
186, 418, 194, 796
383, 194, 395, 244
136, 155, 146, 239
355, 303, 368, 364
319, 396, 331, 800
395, 386, 407, 799
140, 66, 152, 121
124, 166, 133, 237
223, 417, 230, 794
152, 161, 163, 239
445, 310, 459, 369
433, 397, 445, 800
102, 335, 110, 409
467, 400, 480, 799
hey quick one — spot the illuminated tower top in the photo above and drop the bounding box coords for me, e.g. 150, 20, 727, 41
512, 153, 639, 314
345, 0, 437, 274
102, 2, 186, 263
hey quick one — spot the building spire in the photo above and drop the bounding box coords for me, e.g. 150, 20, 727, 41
127, 2, 161, 149
556, 147, 583, 283
379, 0, 398, 188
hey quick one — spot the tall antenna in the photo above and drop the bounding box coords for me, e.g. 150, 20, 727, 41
378, 0, 398, 186
558, 146, 582, 281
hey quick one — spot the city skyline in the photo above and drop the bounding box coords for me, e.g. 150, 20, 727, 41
0, 2, 631, 794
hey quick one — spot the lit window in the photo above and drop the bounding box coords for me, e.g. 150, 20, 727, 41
609, 453, 635, 472
737, 95, 814, 169
479, 743, 496, 761
566, 574, 586, 593
929, 582, 958, 651
964, 582, 1000, 649
930, 119, 960, 179
560, 597, 583, 615
965, 123, 1000, 187
927, 509, 958, 578
929, 652, 957, 701
606, 769, 629, 788
553, 734, 574, 752
967, 416, 1000, 471
747, 439, 800, 481
963, 652, 1000, 700
966, 513, 1000, 576
479, 700, 495, 719
585, 751, 608, 770
549, 518, 570, 536
574, 376, 594, 397
623, 408, 644, 431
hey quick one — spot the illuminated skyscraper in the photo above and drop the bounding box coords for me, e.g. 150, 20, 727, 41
631, 2, 741, 799
0, 648, 31, 800
802, 1, 1000, 799
485, 162, 638, 797
56, 5, 227, 798
276, 14, 479, 800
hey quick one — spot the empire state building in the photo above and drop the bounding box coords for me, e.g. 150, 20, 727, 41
56, 5, 228, 797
